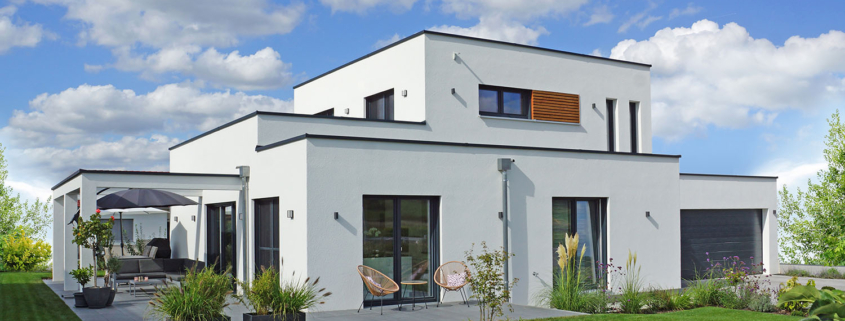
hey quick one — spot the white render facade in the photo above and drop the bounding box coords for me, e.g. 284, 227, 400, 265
53, 31, 778, 311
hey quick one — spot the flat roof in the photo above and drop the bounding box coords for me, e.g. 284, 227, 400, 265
52, 169, 241, 190
256, 133, 682, 159
680, 173, 778, 180
293, 30, 652, 89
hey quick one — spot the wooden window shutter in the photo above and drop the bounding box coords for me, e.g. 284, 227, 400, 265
531, 90, 580, 123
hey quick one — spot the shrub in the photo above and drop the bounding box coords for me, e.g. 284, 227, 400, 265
543, 233, 589, 312
686, 277, 725, 307
0, 226, 51, 272
717, 288, 751, 310
646, 289, 691, 312
70, 266, 93, 287
465, 242, 518, 321
237, 265, 331, 316
148, 265, 232, 321
786, 269, 811, 277
580, 290, 611, 314
817, 268, 843, 279
778, 276, 814, 313
619, 251, 646, 314
778, 282, 845, 320
747, 292, 777, 312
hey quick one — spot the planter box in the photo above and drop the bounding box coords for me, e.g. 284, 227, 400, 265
73, 292, 88, 308
165, 316, 231, 321
83, 287, 112, 309
106, 289, 116, 307
243, 313, 306, 321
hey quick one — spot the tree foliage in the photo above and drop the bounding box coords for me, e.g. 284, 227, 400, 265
0, 143, 51, 240
780, 110, 845, 265
0, 226, 51, 271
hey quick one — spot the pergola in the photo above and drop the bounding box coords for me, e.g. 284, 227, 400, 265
51, 169, 249, 292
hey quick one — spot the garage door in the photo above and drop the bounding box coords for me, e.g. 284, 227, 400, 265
680, 209, 763, 280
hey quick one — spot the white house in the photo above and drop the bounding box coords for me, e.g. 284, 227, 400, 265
51, 31, 778, 311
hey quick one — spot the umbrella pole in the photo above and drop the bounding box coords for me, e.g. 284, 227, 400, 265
119, 212, 125, 256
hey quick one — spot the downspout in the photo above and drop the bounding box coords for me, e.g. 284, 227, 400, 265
237, 166, 250, 283
497, 158, 513, 294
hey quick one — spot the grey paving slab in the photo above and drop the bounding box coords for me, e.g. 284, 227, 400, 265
45, 279, 583, 321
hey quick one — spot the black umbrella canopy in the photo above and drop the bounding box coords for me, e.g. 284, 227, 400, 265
97, 189, 197, 210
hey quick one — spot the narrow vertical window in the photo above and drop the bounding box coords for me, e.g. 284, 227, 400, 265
630, 102, 638, 153
366, 89, 394, 120
606, 100, 615, 152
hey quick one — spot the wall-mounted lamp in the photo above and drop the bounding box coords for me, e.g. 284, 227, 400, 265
773, 210, 777, 215
344, 108, 350, 115
401, 89, 407, 97
453, 52, 460, 61
498, 211, 503, 219
191, 215, 196, 222
287, 210, 294, 219
451, 88, 456, 95
532, 272, 539, 277
645, 211, 651, 218
173, 216, 179, 222
334, 212, 339, 220
592, 103, 597, 109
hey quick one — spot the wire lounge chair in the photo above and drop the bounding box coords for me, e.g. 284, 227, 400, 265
357, 265, 400, 315
433, 261, 471, 307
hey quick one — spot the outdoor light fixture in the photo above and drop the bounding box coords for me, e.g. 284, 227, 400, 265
646, 211, 651, 218
773, 210, 777, 215
498, 211, 503, 219
453, 52, 459, 61
191, 215, 196, 222
451, 88, 456, 95
287, 210, 294, 219
174, 216, 178, 222
334, 212, 339, 220
402, 89, 407, 97
592, 103, 597, 109
344, 108, 350, 115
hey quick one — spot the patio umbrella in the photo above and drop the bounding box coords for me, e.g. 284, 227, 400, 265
101, 208, 169, 256
97, 189, 197, 255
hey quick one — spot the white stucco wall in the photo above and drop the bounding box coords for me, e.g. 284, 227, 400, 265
678, 174, 779, 276
300, 137, 679, 311
293, 36, 426, 121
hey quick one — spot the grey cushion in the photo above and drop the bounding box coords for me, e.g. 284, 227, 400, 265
117, 259, 140, 274
142, 245, 152, 257
148, 246, 158, 258
139, 259, 164, 273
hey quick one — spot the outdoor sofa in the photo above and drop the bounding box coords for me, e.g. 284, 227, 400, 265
114, 257, 205, 282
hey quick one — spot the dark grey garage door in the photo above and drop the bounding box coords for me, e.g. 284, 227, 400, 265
680, 209, 763, 280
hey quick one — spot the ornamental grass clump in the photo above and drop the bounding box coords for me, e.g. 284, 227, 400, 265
619, 250, 646, 314
237, 265, 332, 318
148, 265, 233, 321
542, 233, 590, 312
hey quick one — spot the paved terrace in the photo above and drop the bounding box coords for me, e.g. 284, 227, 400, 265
45, 278, 583, 321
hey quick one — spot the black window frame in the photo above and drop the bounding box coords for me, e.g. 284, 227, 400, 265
478, 84, 531, 119
606, 99, 616, 152
629, 102, 638, 153
365, 89, 394, 121
254, 197, 280, 273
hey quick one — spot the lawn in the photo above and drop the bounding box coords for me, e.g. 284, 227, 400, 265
536, 307, 801, 320
0, 272, 81, 321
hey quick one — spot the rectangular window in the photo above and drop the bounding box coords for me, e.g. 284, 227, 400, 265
254, 198, 280, 273
630, 102, 639, 153
606, 99, 616, 152
102, 218, 133, 242
366, 89, 394, 120
479, 85, 530, 118
552, 198, 606, 286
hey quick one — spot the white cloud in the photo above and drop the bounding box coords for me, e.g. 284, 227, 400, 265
669, 3, 702, 19
590, 48, 602, 57
7, 180, 51, 201
618, 1, 660, 33
373, 33, 402, 49
100, 46, 296, 90
756, 159, 825, 192
431, 16, 549, 45
610, 20, 845, 140
320, 0, 417, 14
0, 5, 51, 53
583, 5, 614, 26
30, 0, 304, 49
431, 0, 587, 45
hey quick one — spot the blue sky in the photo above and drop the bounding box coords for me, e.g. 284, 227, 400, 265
1, 0, 844, 205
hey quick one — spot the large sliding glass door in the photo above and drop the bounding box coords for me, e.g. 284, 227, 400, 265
207, 202, 236, 277
552, 198, 606, 285
363, 196, 439, 305
254, 198, 280, 273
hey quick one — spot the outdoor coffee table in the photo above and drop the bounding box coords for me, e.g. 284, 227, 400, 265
398, 280, 428, 311
129, 278, 158, 297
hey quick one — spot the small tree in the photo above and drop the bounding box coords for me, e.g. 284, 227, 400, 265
465, 242, 518, 321
72, 210, 114, 288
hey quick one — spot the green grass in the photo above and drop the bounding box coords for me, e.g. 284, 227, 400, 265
0, 272, 81, 321
535, 307, 801, 320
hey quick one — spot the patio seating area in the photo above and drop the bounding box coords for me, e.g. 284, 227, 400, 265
44, 278, 583, 321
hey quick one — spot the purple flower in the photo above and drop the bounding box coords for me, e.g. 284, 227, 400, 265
706, 252, 709, 255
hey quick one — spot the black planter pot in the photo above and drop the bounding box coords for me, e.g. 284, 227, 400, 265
73, 292, 88, 308
243, 312, 306, 321
105, 289, 116, 306
83, 287, 112, 309
165, 316, 231, 321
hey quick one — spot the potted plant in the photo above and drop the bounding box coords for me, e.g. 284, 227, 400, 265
104, 255, 123, 306
70, 266, 93, 308
237, 266, 331, 321
72, 210, 116, 309
149, 265, 233, 321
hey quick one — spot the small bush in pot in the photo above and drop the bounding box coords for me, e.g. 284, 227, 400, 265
237, 265, 332, 321
148, 265, 233, 321
70, 266, 94, 307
